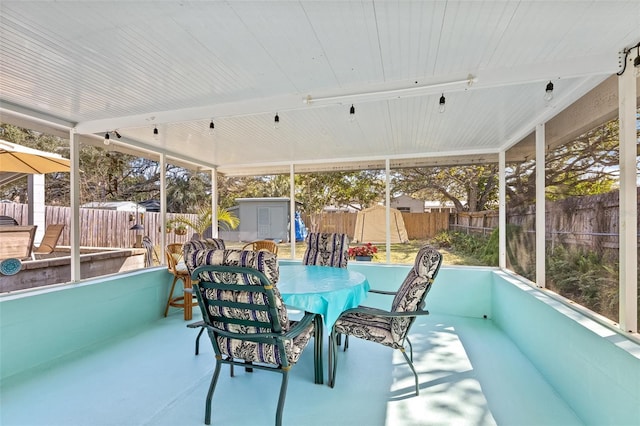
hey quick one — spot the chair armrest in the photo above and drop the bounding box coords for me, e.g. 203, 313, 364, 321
187, 320, 205, 329
339, 305, 430, 318
282, 312, 317, 339
200, 312, 317, 341
368, 288, 397, 296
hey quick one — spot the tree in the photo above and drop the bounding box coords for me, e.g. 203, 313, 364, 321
392, 165, 499, 212
506, 118, 626, 207
392, 114, 637, 212
217, 174, 290, 208
295, 171, 385, 231
216, 171, 384, 232
165, 169, 211, 213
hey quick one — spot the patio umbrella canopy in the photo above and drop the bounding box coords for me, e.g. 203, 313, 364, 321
0, 139, 70, 175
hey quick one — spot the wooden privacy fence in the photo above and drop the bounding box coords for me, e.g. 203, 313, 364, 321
402, 212, 450, 239
4, 188, 637, 251
300, 211, 449, 240
300, 212, 357, 237
451, 211, 498, 235
1, 205, 450, 246
0, 203, 198, 248
450, 188, 640, 254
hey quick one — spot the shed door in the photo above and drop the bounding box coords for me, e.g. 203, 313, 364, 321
257, 207, 271, 239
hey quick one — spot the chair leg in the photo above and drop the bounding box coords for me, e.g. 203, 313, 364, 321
313, 314, 323, 384
195, 325, 204, 355
400, 348, 420, 396
186, 321, 205, 355
328, 329, 338, 388
205, 360, 222, 425
164, 275, 179, 317
344, 334, 349, 351
275, 371, 289, 426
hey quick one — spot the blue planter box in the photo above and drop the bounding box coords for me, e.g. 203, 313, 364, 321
354, 256, 372, 261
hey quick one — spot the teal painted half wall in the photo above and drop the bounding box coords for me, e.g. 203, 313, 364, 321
491, 270, 640, 425
1, 268, 172, 380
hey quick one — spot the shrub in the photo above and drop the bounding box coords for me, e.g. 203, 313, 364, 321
432, 230, 453, 248
546, 246, 619, 321
433, 230, 496, 266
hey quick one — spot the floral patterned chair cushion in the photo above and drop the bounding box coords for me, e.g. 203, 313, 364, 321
333, 245, 442, 350
302, 232, 349, 268
187, 248, 314, 366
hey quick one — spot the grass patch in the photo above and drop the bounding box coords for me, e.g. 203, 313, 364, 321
225, 239, 484, 266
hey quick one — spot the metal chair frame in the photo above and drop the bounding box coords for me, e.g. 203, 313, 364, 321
192, 264, 322, 426
328, 247, 442, 395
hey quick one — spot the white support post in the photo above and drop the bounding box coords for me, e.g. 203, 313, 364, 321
28, 174, 45, 244
535, 123, 546, 288
499, 150, 506, 269
290, 164, 296, 259
160, 154, 167, 263
211, 168, 218, 238
385, 159, 391, 263
617, 59, 638, 333
69, 129, 81, 282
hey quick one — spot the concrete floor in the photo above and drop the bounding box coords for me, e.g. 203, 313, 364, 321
0, 309, 582, 426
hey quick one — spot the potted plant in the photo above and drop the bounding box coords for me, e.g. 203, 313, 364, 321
174, 224, 187, 236
348, 242, 378, 261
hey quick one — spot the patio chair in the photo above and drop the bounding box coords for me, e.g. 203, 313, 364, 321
186, 248, 322, 426
329, 245, 442, 395
300, 232, 350, 342
32, 224, 64, 258
141, 236, 159, 267
0, 215, 19, 226
181, 238, 226, 351
302, 232, 349, 268
164, 243, 193, 317
0, 225, 37, 260
242, 239, 278, 255
181, 237, 225, 259
166, 239, 227, 319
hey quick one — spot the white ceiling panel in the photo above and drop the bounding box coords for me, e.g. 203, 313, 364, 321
0, 1, 638, 176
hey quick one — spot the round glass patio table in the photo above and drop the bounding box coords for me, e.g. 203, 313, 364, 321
278, 264, 370, 329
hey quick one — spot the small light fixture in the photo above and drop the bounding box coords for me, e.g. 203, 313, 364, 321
274, 113, 280, 129
438, 94, 446, 113
349, 104, 356, 122
208, 119, 215, 135
544, 81, 554, 102
114, 130, 121, 139
103, 132, 110, 145
153, 126, 159, 140
634, 45, 640, 67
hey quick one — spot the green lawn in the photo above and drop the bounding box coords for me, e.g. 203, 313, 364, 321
225, 239, 486, 266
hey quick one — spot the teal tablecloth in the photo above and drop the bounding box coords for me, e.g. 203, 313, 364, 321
278, 264, 370, 328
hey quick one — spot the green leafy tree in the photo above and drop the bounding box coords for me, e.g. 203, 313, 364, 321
295, 171, 384, 231
392, 165, 499, 212
217, 171, 384, 232
507, 118, 627, 206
